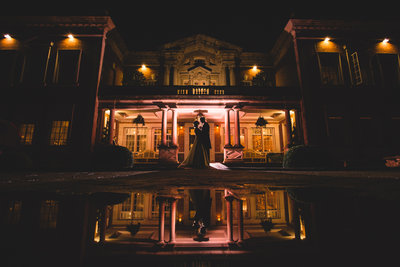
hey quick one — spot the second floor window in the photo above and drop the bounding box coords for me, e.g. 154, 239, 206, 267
371, 53, 400, 88
49, 120, 70, 146
317, 52, 343, 86
19, 123, 35, 145
54, 50, 81, 85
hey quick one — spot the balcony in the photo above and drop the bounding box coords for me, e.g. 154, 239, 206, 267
99, 85, 300, 101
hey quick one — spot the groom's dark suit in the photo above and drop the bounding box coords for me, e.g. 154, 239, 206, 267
200, 119, 211, 160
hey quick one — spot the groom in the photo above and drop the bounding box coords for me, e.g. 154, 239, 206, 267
199, 116, 211, 161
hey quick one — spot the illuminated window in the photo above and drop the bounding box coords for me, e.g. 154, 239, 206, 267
19, 123, 35, 145
124, 127, 147, 153
6, 200, 22, 225
317, 52, 343, 86
49, 121, 70, 146
119, 193, 144, 220
252, 127, 274, 152
40, 200, 58, 229
54, 50, 81, 85
154, 128, 172, 151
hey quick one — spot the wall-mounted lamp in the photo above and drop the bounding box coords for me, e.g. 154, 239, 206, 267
4, 34, 12, 40
324, 37, 331, 42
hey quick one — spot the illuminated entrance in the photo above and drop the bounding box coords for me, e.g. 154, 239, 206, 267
99, 104, 300, 164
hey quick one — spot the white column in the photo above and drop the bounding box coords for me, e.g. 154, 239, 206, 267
285, 109, 292, 147
225, 196, 234, 243
169, 198, 177, 244
109, 108, 115, 144
171, 108, 178, 147
161, 108, 168, 146
157, 197, 166, 245
224, 108, 232, 147
233, 108, 241, 147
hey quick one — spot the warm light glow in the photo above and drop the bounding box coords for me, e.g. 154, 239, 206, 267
252, 65, 258, 71
141, 64, 147, 70
324, 37, 330, 42
178, 217, 182, 222
4, 34, 11, 40
68, 34, 74, 40
382, 38, 389, 44
217, 215, 221, 221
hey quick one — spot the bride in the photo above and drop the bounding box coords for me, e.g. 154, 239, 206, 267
178, 120, 210, 169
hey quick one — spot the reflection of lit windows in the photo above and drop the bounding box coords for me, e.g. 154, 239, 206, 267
6, 200, 22, 225
40, 200, 58, 229
255, 190, 281, 219
49, 121, 69, 146
19, 123, 35, 145
119, 193, 144, 220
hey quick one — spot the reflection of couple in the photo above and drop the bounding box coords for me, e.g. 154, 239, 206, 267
178, 117, 211, 169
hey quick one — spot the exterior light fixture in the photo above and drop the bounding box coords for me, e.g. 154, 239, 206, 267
252, 65, 258, 71
324, 37, 330, 42
255, 116, 268, 127
67, 34, 74, 40
4, 34, 12, 39
133, 114, 145, 126
382, 38, 389, 44
141, 64, 147, 70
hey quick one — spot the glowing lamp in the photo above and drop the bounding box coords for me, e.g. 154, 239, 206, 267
67, 34, 74, 40
252, 65, 258, 71
178, 217, 182, 223
141, 64, 147, 70
382, 38, 389, 44
217, 215, 221, 221
324, 37, 330, 42
4, 34, 11, 39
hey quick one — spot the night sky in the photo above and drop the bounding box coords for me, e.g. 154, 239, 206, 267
3, 1, 399, 52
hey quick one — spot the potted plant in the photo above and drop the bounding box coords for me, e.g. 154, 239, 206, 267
126, 222, 141, 236
260, 217, 274, 233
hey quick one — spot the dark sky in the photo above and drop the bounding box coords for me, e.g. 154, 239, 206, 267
4, 1, 400, 52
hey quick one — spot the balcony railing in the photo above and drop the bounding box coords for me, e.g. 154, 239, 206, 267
99, 85, 300, 100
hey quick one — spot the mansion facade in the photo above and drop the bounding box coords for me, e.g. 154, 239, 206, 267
1, 16, 400, 168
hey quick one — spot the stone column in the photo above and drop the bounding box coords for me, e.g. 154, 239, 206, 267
233, 108, 242, 147
161, 108, 168, 146
224, 108, 232, 147
229, 66, 235, 86
225, 196, 234, 243
109, 108, 115, 144
169, 198, 177, 244
237, 199, 244, 243
285, 109, 292, 147
171, 108, 178, 147
291, 198, 301, 240
157, 197, 166, 245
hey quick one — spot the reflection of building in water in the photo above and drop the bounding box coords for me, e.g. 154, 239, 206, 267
111, 189, 288, 226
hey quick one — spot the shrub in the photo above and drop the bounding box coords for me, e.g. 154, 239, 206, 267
92, 144, 134, 171
283, 145, 331, 169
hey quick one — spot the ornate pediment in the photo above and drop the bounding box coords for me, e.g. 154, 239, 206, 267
162, 34, 242, 53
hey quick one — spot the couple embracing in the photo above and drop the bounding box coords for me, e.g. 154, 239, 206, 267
178, 117, 211, 169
